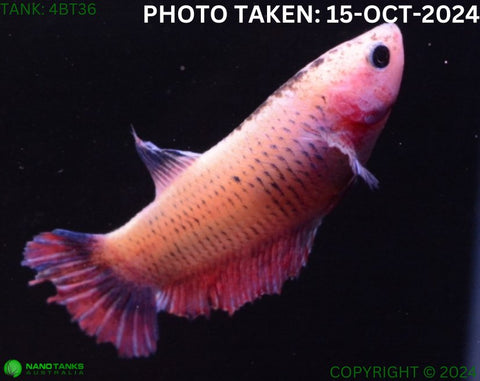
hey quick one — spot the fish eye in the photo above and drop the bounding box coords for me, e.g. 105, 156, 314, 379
370, 44, 390, 69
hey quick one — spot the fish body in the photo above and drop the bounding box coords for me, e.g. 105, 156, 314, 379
23, 24, 404, 357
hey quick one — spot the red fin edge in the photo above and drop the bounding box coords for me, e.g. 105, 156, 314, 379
156, 220, 321, 318
22, 229, 158, 358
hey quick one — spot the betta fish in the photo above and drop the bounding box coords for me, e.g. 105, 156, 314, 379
23, 23, 404, 357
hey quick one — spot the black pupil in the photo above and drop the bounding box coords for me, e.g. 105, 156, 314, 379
371, 45, 390, 68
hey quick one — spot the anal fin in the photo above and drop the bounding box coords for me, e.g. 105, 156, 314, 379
156, 220, 321, 318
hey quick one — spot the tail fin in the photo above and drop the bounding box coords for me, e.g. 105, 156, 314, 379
22, 229, 158, 358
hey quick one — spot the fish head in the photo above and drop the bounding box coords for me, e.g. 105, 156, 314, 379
304, 23, 404, 163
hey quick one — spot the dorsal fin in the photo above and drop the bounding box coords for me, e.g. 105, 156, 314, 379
132, 128, 201, 195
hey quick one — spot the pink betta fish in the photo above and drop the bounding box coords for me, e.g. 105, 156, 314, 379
23, 24, 404, 357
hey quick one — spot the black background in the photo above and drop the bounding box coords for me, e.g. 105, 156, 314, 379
1, 1, 479, 380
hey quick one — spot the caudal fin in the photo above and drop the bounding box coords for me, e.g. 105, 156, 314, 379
22, 229, 158, 357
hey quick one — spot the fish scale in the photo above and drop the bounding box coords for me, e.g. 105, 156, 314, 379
22, 23, 404, 357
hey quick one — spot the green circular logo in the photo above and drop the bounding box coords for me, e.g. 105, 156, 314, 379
4, 359, 22, 378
